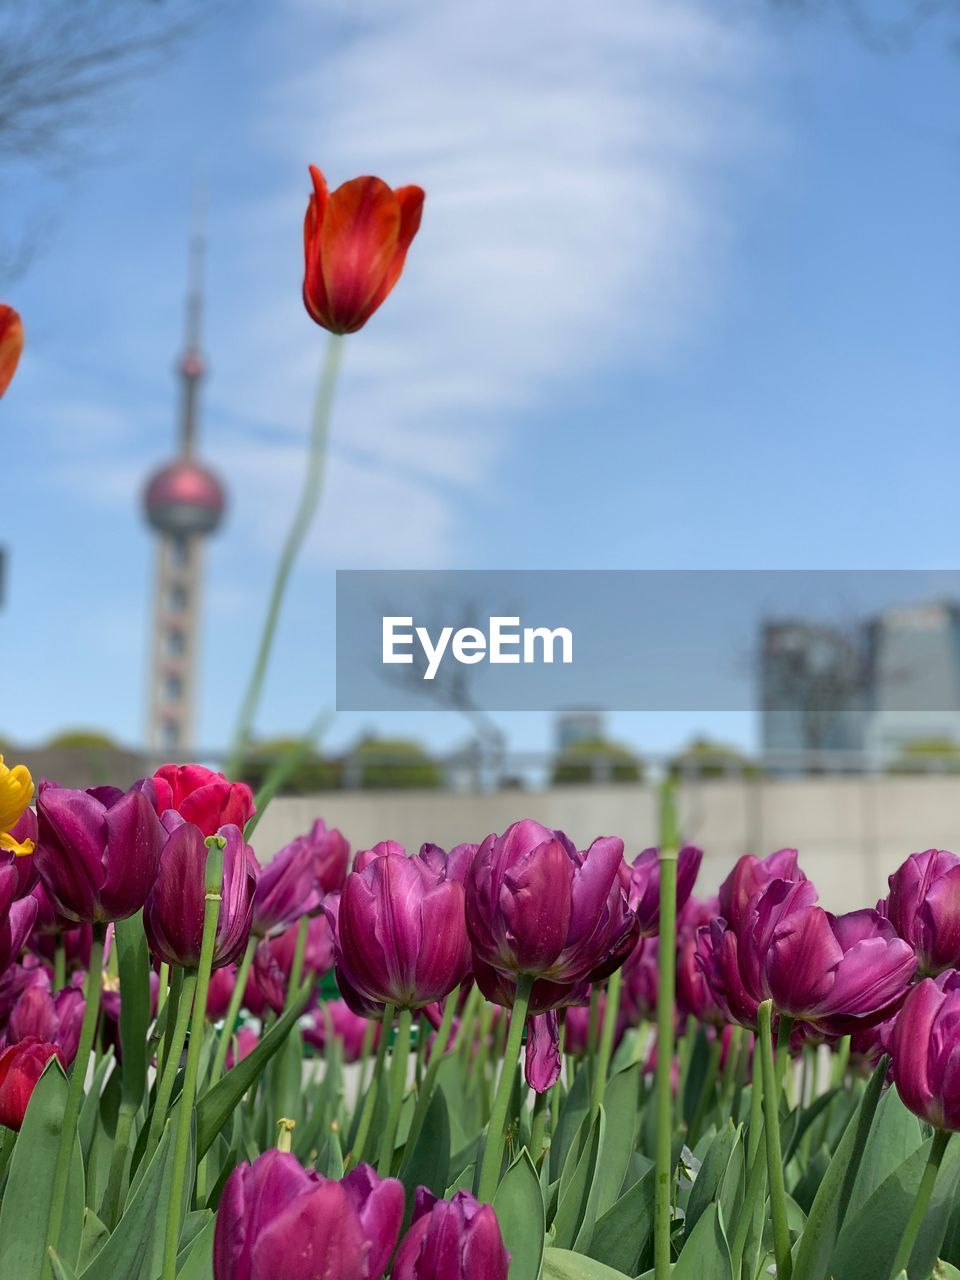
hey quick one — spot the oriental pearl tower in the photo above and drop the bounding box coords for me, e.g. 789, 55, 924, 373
142, 227, 225, 754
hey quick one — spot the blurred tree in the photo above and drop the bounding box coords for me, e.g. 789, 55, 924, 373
669, 736, 759, 779
240, 737, 340, 795
891, 737, 960, 773
345, 736, 444, 791
552, 737, 643, 786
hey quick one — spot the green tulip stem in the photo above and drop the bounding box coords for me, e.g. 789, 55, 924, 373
285, 915, 311, 1012
747, 1040, 764, 1163
478, 975, 534, 1204
45, 925, 105, 1275
157, 964, 184, 1084
377, 1005, 413, 1176
552, 1015, 567, 1133
349, 1004, 393, 1168
758, 1000, 792, 1279
226, 334, 344, 778
689, 1034, 724, 1148
586, 983, 602, 1092
889, 1127, 951, 1280
161, 838, 225, 1280
144, 969, 196, 1168
405, 985, 460, 1157
355, 1018, 378, 1100
592, 968, 623, 1113
653, 841, 678, 1280
209, 932, 258, 1087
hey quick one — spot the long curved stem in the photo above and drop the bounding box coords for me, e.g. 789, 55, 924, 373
348, 1004, 393, 1168
477, 977, 533, 1204
45, 927, 105, 1271
405, 986, 460, 1156
592, 969, 623, 1113
654, 847, 678, 1279
758, 1000, 792, 1279
209, 934, 257, 1087
377, 1006, 413, 1176
226, 335, 344, 777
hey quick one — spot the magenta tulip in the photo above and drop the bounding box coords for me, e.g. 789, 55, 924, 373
0, 866, 37, 976
253, 818, 349, 937
466, 820, 638, 987
755, 878, 917, 1036
333, 844, 470, 1011
718, 848, 804, 936
0, 1038, 64, 1130
624, 844, 702, 936
147, 763, 255, 838
145, 821, 256, 969
4, 981, 84, 1064
891, 972, 960, 1129
214, 1151, 403, 1280
695, 919, 762, 1030
34, 781, 164, 925
302, 999, 376, 1062
252, 915, 334, 1014
392, 1189, 510, 1280
620, 937, 661, 1025
881, 848, 960, 977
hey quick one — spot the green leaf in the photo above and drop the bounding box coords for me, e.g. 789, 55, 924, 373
784, 1087, 842, 1164
685, 1121, 739, 1242
493, 1149, 545, 1280
552, 1108, 604, 1251
843, 1085, 922, 1220
79, 1128, 173, 1280
586, 1167, 655, 1276
399, 1088, 450, 1222
541, 1247, 632, 1279
934, 1262, 960, 1280
176, 1212, 215, 1279
674, 1203, 733, 1280
48, 1253, 79, 1280
830, 1135, 960, 1280
792, 1053, 886, 1280
550, 1067, 590, 1181
195, 983, 310, 1159
0, 1059, 85, 1278
592, 1068, 639, 1219
115, 912, 151, 1108
78, 1211, 109, 1272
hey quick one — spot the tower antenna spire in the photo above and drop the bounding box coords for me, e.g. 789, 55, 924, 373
179, 180, 208, 457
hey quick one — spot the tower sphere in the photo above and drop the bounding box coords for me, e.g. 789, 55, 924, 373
144, 458, 225, 536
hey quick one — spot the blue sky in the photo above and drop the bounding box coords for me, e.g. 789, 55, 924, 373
2, 0, 958, 763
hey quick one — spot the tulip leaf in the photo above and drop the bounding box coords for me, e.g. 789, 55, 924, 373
843, 1085, 922, 1220
830, 1134, 960, 1280
48, 1253, 79, 1280
673, 1203, 733, 1280
195, 981, 310, 1160
79, 1126, 173, 1280
399, 1088, 450, 1223
176, 1212, 215, 1279
493, 1148, 545, 1280
550, 1066, 590, 1181
0, 1058, 85, 1279
592, 1068, 640, 1219
541, 1247, 632, 1279
552, 1107, 605, 1251
935, 1262, 960, 1280
684, 1121, 739, 1242
783, 1087, 842, 1164
586, 1166, 655, 1275
115, 911, 151, 1107
792, 1053, 887, 1280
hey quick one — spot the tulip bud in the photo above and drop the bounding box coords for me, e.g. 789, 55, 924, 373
0, 306, 24, 399
882, 848, 960, 976
392, 1190, 510, 1280
302, 167, 425, 335
145, 823, 256, 970
332, 844, 470, 1011
891, 973, 960, 1130
145, 763, 255, 838
35, 781, 165, 924
214, 1151, 403, 1280
0, 1038, 63, 1130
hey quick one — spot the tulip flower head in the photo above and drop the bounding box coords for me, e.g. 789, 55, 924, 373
891, 972, 960, 1130
466, 820, 638, 988
302, 998, 376, 1062
392, 1189, 510, 1280
882, 848, 960, 977
214, 1151, 403, 1280
253, 818, 347, 938
718, 848, 804, 937
35, 781, 165, 925
303, 166, 425, 335
754, 878, 917, 1037
332, 843, 471, 1011
0, 306, 23, 399
252, 914, 334, 1013
0, 756, 35, 856
4, 982, 84, 1065
625, 844, 702, 937
147, 764, 255, 838
0, 1038, 63, 1131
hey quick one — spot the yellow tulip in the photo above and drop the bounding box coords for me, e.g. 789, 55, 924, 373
0, 755, 35, 855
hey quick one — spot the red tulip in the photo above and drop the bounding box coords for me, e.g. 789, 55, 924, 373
0, 306, 23, 399
0, 1038, 63, 1130
303, 167, 424, 334
146, 764, 255, 838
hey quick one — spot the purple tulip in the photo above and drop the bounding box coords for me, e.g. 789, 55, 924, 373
881, 848, 960, 977
392, 1189, 510, 1280
214, 1151, 403, 1280
0, 961, 48, 1029
677, 929, 725, 1027
620, 937, 661, 1025
754, 878, 917, 1036
253, 819, 349, 938
252, 915, 335, 1014
145, 822, 256, 970
4, 981, 84, 1064
0, 808, 38, 899
624, 844, 703, 937
0, 867, 37, 977
466, 820, 638, 987
891, 972, 960, 1130
525, 1009, 561, 1092
332, 844, 470, 1011
34, 781, 164, 925
302, 999, 377, 1062
472, 957, 590, 1017
418, 842, 478, 884
718, 848, 804, 937
696, 919, 762, 1030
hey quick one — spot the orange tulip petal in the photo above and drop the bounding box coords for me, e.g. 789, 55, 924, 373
361, 185, 425, 326
0, 306, 23, 399
320, 176, 401, 334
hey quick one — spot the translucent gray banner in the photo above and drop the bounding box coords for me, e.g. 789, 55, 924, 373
336, 570, 960, 722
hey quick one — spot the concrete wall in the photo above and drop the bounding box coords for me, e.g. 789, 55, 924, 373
251, 776, 960, 914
